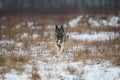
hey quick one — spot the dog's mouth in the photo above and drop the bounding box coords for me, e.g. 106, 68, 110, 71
55, 35, 63, 43
57, 39, 62, 44
58, 40, 61, 44
55, 40, 62, 48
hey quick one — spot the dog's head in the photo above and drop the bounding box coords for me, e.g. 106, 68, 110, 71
55, 25, 64, 44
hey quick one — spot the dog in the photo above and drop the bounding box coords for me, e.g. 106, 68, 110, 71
55, 25, 68, 55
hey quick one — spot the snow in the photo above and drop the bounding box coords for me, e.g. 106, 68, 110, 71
24, 64, 33, 73
88, 18, 101, 27
70, 32, 119, 41
83, 62, 120, 80
43, 32, 49, 37
15, 42, 23, 48
20, 33, 39, 40
4, 69, 28, 80
21, 33, 29, 39
16, 22, 26, 29
37, 61, 120, 80
27, 21, 34, 27
67, 15, 120, 27
0, 40, 14, 46
21, 33, 39, 40
26, 21, 43, 29
68, 15, 83, 27
32, 33, 39, 40
108, 16, 120, 27
4, 61, 119, 80
46, 25, 54, 30
16, 25, 21, 29
26, 21, 35, 29
88, 16, 120, 27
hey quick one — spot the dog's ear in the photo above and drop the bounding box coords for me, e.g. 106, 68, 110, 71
55, 25, 59, 33
60, 25, 64, 32
56, 25, 58, 29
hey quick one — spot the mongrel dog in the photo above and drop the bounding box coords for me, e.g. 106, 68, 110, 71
55, 25, 68, 55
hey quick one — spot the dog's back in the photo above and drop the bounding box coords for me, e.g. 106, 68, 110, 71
63, 33, 69, 43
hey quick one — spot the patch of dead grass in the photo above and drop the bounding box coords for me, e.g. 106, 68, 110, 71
66, 66, 78, 75
112, 57, 120, 66
73, 37, 120, 66
67, 24, 120, 33
31, 66, 41, 80
0, 54, 31, 75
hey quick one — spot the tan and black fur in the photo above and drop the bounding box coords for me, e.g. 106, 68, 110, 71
55, 25, 68, 55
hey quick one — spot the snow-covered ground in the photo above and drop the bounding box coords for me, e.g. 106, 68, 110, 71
70, 32, 119, 41
0, 14, 120, 80
3, 61, 120, 80
88, 16, 120, 27
68, 15, 120, 27
68, 15, 83, 27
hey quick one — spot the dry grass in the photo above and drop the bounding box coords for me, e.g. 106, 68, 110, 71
31, 66, 41, 80
0, 15, 76, 27
67, 24, 120, 33
66, 66, 78, 75
73, 37, 120, 66
70, 18, 120, 65
0, 54, 30, 75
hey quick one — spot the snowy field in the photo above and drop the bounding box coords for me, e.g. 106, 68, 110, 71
0, 14, 120, 80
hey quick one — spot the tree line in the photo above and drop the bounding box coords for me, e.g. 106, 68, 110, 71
0, 0, 120, 14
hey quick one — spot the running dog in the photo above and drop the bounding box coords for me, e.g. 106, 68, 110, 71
55, 25, 68, 55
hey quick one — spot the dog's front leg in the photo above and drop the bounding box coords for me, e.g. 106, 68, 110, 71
59, 43, 64, 55
55, 44, 61, 56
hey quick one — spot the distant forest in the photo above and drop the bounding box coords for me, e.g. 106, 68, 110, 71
0, 0, 120, 15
